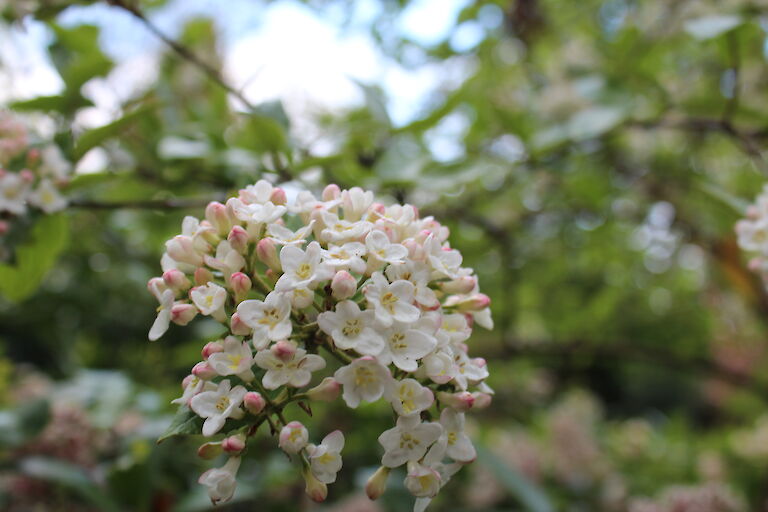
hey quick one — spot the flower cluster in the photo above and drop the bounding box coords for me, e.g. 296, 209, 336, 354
736, 184, 768, 284
148, 180, 493, 508
0, 111, 72, 247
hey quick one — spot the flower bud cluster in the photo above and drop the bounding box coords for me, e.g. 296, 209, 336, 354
0, 111, 72, 248
149, 180, 493, 509
736, 184, 768, 284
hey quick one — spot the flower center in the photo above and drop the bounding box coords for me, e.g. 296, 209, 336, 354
215, 396, 230, 412
296, 263, 312, 279
381, 292, 398, 311
390, 332, 407, 350
354, 366, 375, 386
399, 433, 420, 450
342, 319, 362, 337
259, 308, 280, 327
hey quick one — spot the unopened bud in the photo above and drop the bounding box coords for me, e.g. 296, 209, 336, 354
192, 361, 217, 380
256, 238, 281, 272
303, 466, 328, 502
471, 392, 492, 409
445, 293, 491, 312
270, 187, 287, 205
230, 272, 252, 303
163, 269, 191, 291
0, 220, 9, 235
322, 183, 341, 201
170, 303, 198, 325
201, 341, 224, 359
331, 270, 357, 300
205, 202, 232, 235
439, 276, 476, 295
230, 312, 252, 336
437, 391, 475, 412
306, 377, 341, 402
222, 434, 246, 454
194, 267, 214, 286
19, 169, 34, 182
227, 225, 249, 253
243, 392, 266, 415
197, 441, 223, 460
279, 421, 308, 454
370, 202, 386, 216
166, 236, 203, 266
365, 466, 390, 500
271, 340, 297, 362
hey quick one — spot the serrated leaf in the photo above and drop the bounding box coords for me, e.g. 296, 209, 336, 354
157, 406, 203, 444
0, 213, 70, 302
476, 444, 554, 512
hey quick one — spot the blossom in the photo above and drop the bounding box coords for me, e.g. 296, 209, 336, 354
378, 414, 443, 468
385, 261, 439, 308
386, 378, 434, 417
404, 461, 441, 498
317, 300, 384, 355
204, 241, 246, 280
279, 421, 309, 454
267, 220, 315, 246
208, 336, 254, 381
275, 241, 333, 292
365, 230, 408, 265
364, 272, 420, 327
334, 356, 392, 408
319, 212, 372, 243
322, 242, 367, 273
198, 456, 241, 505
190, 380, 247, 437
307, 430, 345, 483
28, 179, 67, 213
253, 342, 326, 389
376, 321, 437, 372
0, 171, 29, 214
149, 289, 175, 341
237, 291, 292, 349
438, 408, 476, 462
190, 283, 228, 321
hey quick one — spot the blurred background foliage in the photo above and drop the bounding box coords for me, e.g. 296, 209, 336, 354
2, 0, 768, 510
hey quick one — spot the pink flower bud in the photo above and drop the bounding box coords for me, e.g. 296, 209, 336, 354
439, 276, 477, 295
163, 269, 191, 291
446, 293, 491, 312
303, 466, 328, 502
226, 226, 248, 255
279, 421, 308, 453
166, 236, 203, 266
243, 392, 266, 415
230, 312, 252, 336
306, 377, 341, 402
256, 238, 281, 272
170, 303, 198, 325
19, 169, 34, 182
331, 270, 357, 300
471, 392, 492, 409
270, 187, 287, 205
370, 202, 386, 216
222, 434, 246, 454
192, 361, 217, 380
365, 466, 390, 500
194, 267, 214, 286
271, 340, 296, 362
322, 183, 341, 201
26, 148, 40, 165
147, 277, 168, 301
205, 201, 232, 235
197, 441, 223, 459
202, 341, 224, 359
0, 220, 8, 236
230, 272, 252, 302
437, 391, 475, 412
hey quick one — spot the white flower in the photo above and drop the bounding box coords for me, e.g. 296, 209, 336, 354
341, 187, 373, 221
39, 145, 71, 180
171, 375, 216, 406
334, 356, 392, 408
275, 241, 333, 292
385, 261, 439, 308
237, 291, 292, 349
365, 230, 408, 265
28, 179, 67, 213
0, 172, 29, 214
286, 286, 315, 309
290, 190, 340, 218
267, 220, 315, 246
364, 272, 421, 327
472, 307, 494, 330
279, 421, 309, 453
253, 344, 326, 389
376, 320, 437, 372
239, 179, 274, 204
421, 349, 455, 384
438, 408, 475, 462
736, 218, 768, 254
404, 461, 441, 498
204, 241, 245, 279
317, 300, 384, 355
451, 348, 489, 390
231, 197, 286, 225
386, 378, 434, 417
149, 289, 175, 341
378, 414, 443, 468
198, 456, 241, 505
412, 462, 462, 512
322, 242, 367, 274
308, 430, 345, 484
438, 314, 471, 345
191, 283, 228, 319
320, 212, 372, 243
423, 234, 463, 279
190, 380, 247, 437
208, 336, 254, 380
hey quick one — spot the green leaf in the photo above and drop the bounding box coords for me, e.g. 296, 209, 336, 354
683, 15, 743, 40
697, 180, 750, 215
476, 444, 554, 512
20, 457, 120, 512
0, 213, 70, 302
157, 405, 203, 444
17, 399, 51, 439
74, 106, 152, 161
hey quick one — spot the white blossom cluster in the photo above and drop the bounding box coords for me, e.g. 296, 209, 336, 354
148, 180, 494, 509
736, 185, 768, 284
0, 111, 72, 243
